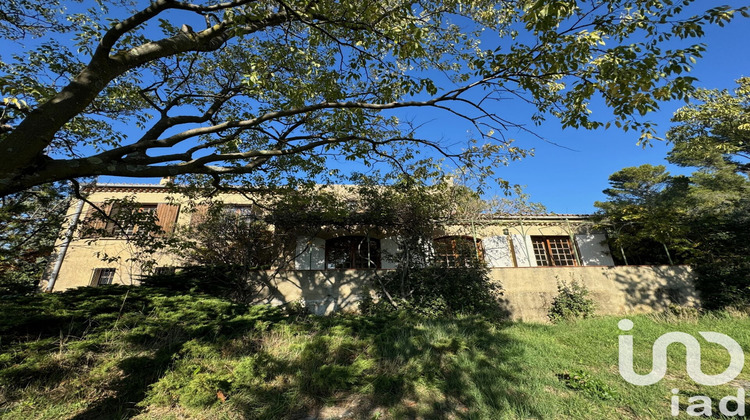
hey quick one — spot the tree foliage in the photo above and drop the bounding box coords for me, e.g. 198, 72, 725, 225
267, 180, 483, 238
161, 181, 507, 313
176, 202, 279, 270
152, 200, 283, 302
0, 0, 747, 195
0, 183, 68, 294
594, 164, 691, 265
667, 77, 750, 173
365, 265, 504, 317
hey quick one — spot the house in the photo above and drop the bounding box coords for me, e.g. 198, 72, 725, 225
42, 182, 699, 321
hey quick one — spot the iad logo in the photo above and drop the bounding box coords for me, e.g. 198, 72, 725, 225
618, 319, 744, 386
617, 319, 746, 417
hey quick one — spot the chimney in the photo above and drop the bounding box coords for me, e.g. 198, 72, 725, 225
159, 177, 174, 186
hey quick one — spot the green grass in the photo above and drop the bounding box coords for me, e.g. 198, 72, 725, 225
0, 285, 748, 419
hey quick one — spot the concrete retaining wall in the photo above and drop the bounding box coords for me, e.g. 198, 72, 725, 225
250, 265, 699, 321
490, 265, 698, 322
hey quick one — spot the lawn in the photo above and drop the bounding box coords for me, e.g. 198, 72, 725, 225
0, 285, 747, 419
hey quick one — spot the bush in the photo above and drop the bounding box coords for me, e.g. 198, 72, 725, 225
369, 266, 504, 317
693, 259, 750, 310
139, 265, 263, 304
665, 303, 700, 319
547, 280, 595, 323
0, 269, 41, 296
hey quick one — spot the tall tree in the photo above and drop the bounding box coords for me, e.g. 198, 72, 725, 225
0, 0, 746, 195
665, 79, 750, 307
594, 164, 690, 265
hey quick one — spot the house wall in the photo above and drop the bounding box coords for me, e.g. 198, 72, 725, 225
47, 185, 674, 325
44, 187, 699, 323
44, 187, 285, 290
253, 269, 373, 315
45, 216, 616, 291
249, 265, 699, 321
293, 227, 615, 271
42, 189, 191, 291
46, 239, 183, 290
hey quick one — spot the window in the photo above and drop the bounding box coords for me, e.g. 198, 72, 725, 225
325, 236, 380, 269
122, 205, 157, 236
153, 266, 176, 276
531, 236, 578, 266
91, 268, 116, 286
81, 202, 114, 238
433, 236, 484, 267
226, 205, 257, 221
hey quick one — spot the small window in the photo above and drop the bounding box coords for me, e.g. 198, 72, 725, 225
325, 236, 380, 269
91, 268, 116, 286
433, 236, 484, 268
531, 236, 578, 266
153, 267, 176, 276
226, 205, 257, 221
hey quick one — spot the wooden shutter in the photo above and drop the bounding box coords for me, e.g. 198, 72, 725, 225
81, 202, 112, 238
155, 203, 180, 234
103, 203, 122, 236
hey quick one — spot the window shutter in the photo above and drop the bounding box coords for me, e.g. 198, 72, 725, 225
103, 203, 121, 236
155, 203, 180, 234
81, 202, 112, 238
90, 268, 103, 286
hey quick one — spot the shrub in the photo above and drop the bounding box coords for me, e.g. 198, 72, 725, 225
0, 269, 41, 296
180, 372, 232, 408
692, 259, 750, 310
370, 265, 504, 317
547, 280, 595, 323
665, 303, 700, 319
139, 265, 263, 304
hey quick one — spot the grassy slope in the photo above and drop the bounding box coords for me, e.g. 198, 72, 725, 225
0, 286, 748, 419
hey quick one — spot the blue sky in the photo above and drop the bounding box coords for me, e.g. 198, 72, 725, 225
476, 17, 750, 214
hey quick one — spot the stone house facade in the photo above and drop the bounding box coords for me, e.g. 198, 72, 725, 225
42, 182, 698, 321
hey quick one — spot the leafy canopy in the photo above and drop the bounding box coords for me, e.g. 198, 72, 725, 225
594, 164, 690, 264
0, 0, 747, 195
667, 76, 750, 174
